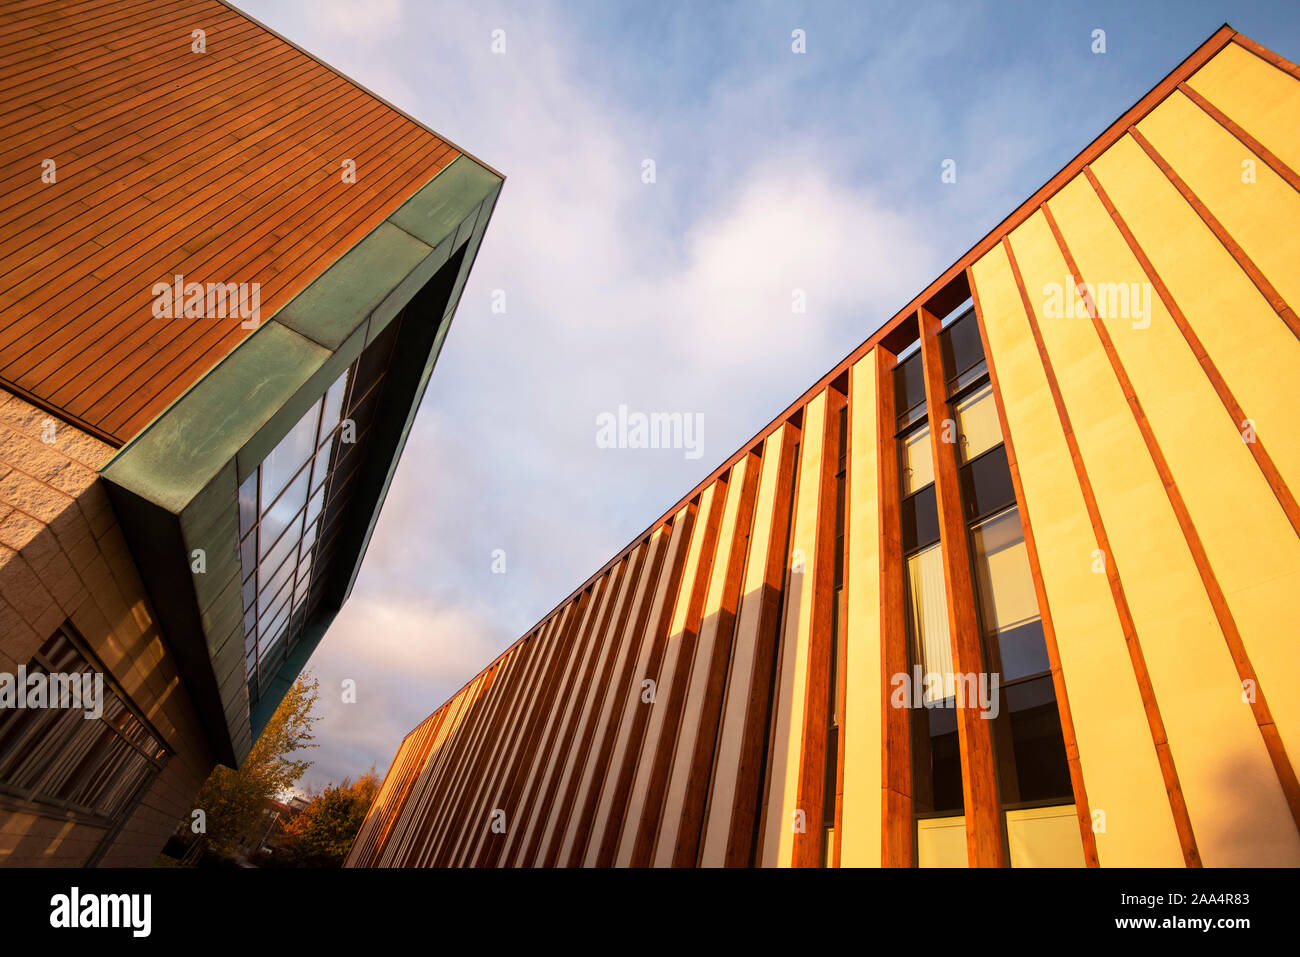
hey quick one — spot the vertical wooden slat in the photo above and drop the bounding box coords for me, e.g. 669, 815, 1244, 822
697, 423, 800, 866
917, 305, 1008, 868
656, 451, 761, 866
586, 505, 696, 866
760, 389, 840, 867
840, 350, 884, 867
622, 479, 729, 866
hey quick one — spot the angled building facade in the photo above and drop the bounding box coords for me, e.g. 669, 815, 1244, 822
0, 0, 501, 865
350, 26, 1300, 868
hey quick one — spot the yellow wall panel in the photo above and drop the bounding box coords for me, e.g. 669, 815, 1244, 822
1049, 170, 1300, 862
761, 390, 829, 867
1009, 205, 1294, 865
699, 428, 790, 866
1006, 806, 1085, 868
584, 509, 690, 866
558, 529, 667, 866
1090, 136, 1300, 510
916, 815, 968, 868
615, 484, 721, 866
971, 242, 1181, 867
1138, 90, 1300, 315
1188, 42, 1300, 177
654, 457, 751, 866
840, 352, 882, 867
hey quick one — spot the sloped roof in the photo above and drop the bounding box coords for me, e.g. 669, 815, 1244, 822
0, 0, 460, 443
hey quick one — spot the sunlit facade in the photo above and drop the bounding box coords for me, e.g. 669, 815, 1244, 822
0, 0, 501, 866
351, 26, 1300, 868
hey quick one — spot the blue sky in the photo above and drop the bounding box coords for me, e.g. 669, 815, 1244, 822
232, 0, 1300, 791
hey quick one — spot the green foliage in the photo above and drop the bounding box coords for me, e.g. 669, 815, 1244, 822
273, 769, 381, 868
185, 673, 320, 856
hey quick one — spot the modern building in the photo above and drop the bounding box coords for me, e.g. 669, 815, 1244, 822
350, 25, 1300, 868
0, 0, 501, 865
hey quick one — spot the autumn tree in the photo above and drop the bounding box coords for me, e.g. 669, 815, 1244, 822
181, 673, 321, 860
273, 768, 381, 868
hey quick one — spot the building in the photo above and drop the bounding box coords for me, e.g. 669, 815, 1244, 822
0, 0, 501, 866
349, 25, 1300, 868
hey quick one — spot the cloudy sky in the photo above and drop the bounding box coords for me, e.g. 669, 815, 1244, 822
232, 0, 1300, 791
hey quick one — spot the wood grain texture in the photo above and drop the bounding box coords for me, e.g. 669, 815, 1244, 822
917, 305, 1007, 868
0, 0, 460, 444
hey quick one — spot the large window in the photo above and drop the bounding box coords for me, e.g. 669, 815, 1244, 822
0, 624, 167, 825
895, 351, 963, 816
238, 366, 351, 697
941, 310, 1071, 810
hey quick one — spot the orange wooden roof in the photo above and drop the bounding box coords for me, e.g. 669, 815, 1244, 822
0, 0, 460, 445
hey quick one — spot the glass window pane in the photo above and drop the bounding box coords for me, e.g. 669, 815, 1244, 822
310, 441, 334, 493
971, 508, 1050, 682
906, 543, 952, 702
900, 423, 934, 495
939, 308, 984, 385
238, 471, 258, 538
261, 402, 321, 514
953, 382, 1001, 464
258, 556, 295, 621
893, 352, 927, 429
901, 484, 940, 554
259, 470, 309, 560
998, 675, 1073, 804
240, 532, 257, 582
319, 370, 349, 446
305, 485, 325, 529
959, 445, 1016, 521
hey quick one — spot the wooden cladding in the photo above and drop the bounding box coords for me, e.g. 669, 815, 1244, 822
0, 0, 460, 444
350, 29, 1300, 868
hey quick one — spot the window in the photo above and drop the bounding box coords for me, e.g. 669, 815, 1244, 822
906, 542, 963, 815
938, 307, 987, 395
0, 625, 167, 825
952, 382, 1001, 464
970, 506, 1071, 805
239, 365, 352, 696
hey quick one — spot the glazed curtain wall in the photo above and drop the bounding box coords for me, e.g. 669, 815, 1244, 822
349, 33, 1300, 868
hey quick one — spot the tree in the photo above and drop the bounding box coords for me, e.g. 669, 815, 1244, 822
273, 769, 381, 868
181, 673, 321, 860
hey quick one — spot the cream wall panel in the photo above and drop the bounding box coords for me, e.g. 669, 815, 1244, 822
1049, 172, 1300, 862
1138, 91, 1300, 315
502, 574, 610, 864
584, 508, 689, 866
840, 352, 882, 867
654, 457, 751, 866
615, 484, 721, 866
1009, 207, 1291, 865
1006, 806, 1086, 868
1187, 42, 1300, 184
699, 429, 790, 866
761, 390, 829, 867
535, 547, 644, 865
916, 816, 968, 868
558, 529, 667, 865
1090, 137, 1300, 516
970, 243, 1181, 867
